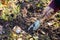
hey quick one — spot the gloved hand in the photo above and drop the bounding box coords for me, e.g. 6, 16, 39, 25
28, 20, 41, 31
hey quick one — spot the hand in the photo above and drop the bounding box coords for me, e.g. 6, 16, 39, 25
28, 20, 41, 31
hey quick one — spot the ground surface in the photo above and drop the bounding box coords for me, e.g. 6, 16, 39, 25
0, 0, 60, 40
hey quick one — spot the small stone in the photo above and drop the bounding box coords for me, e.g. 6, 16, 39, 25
17, 38, 22, 40
47, 22, 53, 26
13, 26, 22, 34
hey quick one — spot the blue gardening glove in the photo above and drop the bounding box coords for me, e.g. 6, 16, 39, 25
28, 20, 41, 31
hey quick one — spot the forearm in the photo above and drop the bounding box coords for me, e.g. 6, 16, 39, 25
40, 6, 55, 23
